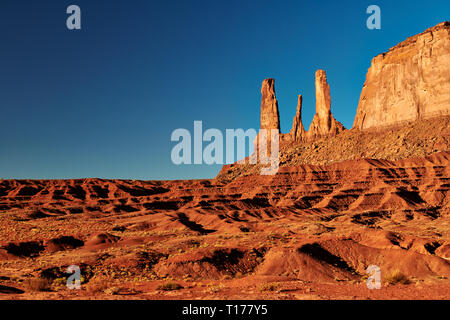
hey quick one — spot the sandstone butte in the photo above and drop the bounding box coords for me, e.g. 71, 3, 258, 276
0, 22, 449, 300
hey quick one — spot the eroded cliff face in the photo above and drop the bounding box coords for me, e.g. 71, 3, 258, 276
353, 22, 450, 130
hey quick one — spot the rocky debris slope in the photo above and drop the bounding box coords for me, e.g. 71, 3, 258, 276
353, 21, 450, 130
218, 115, 450, 181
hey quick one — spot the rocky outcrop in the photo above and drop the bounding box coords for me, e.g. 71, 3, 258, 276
290, 95, 306, 141
353, 21, 450, 130
258, 71, 344, 143
307, 70, 345, 140
260, 78, 280, 131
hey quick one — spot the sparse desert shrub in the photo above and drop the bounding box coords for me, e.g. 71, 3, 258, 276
24, 277, 52, 292
208, 283, 225, 293
258, 282, 280, 292
157, 281, 183, 291
52, 275, 85, 290
104, 286, 121, 295
52, 277, 67, 289
384, 270, 410, 285
85, 276, 109, 294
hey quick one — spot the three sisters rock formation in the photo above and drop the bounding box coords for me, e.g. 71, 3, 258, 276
258, 21, 450, 142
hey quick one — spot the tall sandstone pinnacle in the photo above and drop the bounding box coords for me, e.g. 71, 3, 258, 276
307, 70, 345, 140
353, 21, 450, 130
290, 94, 306, 141
256, 78, 280, 156
260, 78, 281, 131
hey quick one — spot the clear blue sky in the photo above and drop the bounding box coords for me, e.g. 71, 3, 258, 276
0, 0, 448, 180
